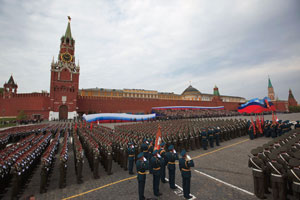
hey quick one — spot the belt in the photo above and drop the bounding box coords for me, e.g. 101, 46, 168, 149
182, 168, 191, 172
202, 137, 206, 139
153, 167, 161, 170
293, 182, 300, 185
138, 171, 148, 175
129, 155, 135, 157
252, 168, 263, 173
271, 173, 283, 177
143, 151, 148, 153
168, 162, 176, 164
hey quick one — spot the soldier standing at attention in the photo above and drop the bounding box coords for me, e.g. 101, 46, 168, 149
179, 149, 194, 199
215, 127, 220, 146
136, 152, 149, 200
128, 142, 135, 175
248, 148, 266, 199
295, 121, 300, 129
150, 150, 162, 197
93, 146, 100, 179
166, 145, 179, 189
201, 128, 208, 150
159, 142, 168, 183
287, 158, 300, 199
208, 127, 214, 148
267, 152, 287, 200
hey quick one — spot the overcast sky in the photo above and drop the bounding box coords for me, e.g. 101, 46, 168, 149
0, 0, 299, 101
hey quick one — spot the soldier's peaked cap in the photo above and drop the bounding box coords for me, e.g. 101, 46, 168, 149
257, 147, 263, 153
137, 152, 144, 159
168, 145, 174, 150
250, 148, 258, 155
153, 150, 158, 155
268, 153, 277, 160
294, 151, 300, 159
289, 158, 299, 167
181, 149, 186, 157
160, 142, 165, 146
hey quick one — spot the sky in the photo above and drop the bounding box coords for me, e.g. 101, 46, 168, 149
0, 0, 299, 102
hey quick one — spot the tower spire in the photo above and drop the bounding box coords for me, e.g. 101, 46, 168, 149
268, 76, 273, 88
65, 16, 72, 40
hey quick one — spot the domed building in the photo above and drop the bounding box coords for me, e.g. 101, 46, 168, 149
181, 85, 202, 101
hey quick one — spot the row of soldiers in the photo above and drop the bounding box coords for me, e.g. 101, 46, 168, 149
248, 119, 299, 140
136, 140, 195, 200
72, 130, 84, 184
59, 130, 69, 189
10, 132, 52, 199
249, 129, 300, 200
40, 129, 61, 193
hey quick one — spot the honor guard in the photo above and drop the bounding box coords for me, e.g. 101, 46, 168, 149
179, 149, 194, 199
201, 128, 208, 150
136, 152, 149, 200
128, 142, 135, 175
159, 142, 168, 183
150, 150, 162, 197
287, 157, 300, 199
166, 145, 179, 189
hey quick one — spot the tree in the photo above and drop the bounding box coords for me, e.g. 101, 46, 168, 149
17, 110, 27, 120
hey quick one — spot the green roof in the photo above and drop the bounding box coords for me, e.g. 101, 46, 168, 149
268, 77, 273, 88
213, 86, 220, 96
64, 21, 72, 40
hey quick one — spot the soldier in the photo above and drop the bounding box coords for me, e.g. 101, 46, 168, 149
179, 149, 194, 199
208, 128, 214, 148
201, 128, 208, 150
75, 149, 84, 184
287, 158, 300, 199
150, 150, 162, 197
107, 144, 113, 175
159, 142, 168, 183
136, 152, 149, 200
128, 142, 135, 175
40, 157, 48, 193
93, 146, 100, 179
248, 121, 255, 140
295, 121, 300, 129
166, 145, 178, 189
248, 148, 266, 199
267, 152, 287, 200
215, 127, 220, 146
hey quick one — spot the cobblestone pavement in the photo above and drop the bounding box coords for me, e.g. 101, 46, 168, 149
1, 113, 299, 200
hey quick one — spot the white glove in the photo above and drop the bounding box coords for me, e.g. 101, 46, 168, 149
173, 149, 176, 153
186, 155, 191, 161
143, 157, 147, 161
157, 154, 161, 158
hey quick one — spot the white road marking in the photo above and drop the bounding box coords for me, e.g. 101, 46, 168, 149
165, 178, 197, 200
194, 170, 254, 196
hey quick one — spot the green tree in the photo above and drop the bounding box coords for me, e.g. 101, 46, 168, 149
17, 110, 27, 120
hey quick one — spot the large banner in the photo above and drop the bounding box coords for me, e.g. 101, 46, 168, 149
238, 97, 276, 113
83, 113, 156, 123
152, 106, 225, 110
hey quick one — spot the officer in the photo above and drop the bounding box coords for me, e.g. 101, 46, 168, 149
208, 128, 214, 148
248, 121, 255, 140
148, 140, 154, 174
201, 128, 208, 150
159, 142, 168, 183
215, 127, 220, 146
166, 145, 178, 189
287, 157, 300, 199
295, 121, 300, 129
248, 148, 266, 199
107, 144, 113, 175
179, 149, 194, 199
150, 150, 162, 197
93, 147, 100, 179
267, 152, 287, 200
136, 152, 149, 200
128, 142, 135, 175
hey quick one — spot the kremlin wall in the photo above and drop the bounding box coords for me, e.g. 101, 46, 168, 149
0, 19, 298, 121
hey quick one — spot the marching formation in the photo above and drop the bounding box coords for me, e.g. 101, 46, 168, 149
249, 127, 300, 200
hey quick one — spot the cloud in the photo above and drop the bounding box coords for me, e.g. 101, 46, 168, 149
0, 0, 300, 102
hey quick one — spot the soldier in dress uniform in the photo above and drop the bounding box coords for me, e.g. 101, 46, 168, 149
287, 157, 300, 199
150, 150, 162, 197
136, 152, 149, 200
179, 149, 194, 199
40, 157, 48, 193
215, 127, 220, 146
267, 152, 287, 200
106, 144, 113, 175
159, 142, 168, 183
295, 121, 300, 129
248, 148, 267, 199
128, 142, 135, 175
201, 128, 208, 150
248, 121, 255, 140
208, 128, 214, 148
166, 145, 178, 189
93, 146, 100, 179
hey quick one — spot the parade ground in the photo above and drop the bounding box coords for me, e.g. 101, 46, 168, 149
1, 113, 299, 200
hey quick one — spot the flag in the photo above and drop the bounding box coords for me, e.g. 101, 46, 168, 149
251, 117, 256, 135
90, 122, 93, 131
74, 123, 77, 131
154, 125, 162, 150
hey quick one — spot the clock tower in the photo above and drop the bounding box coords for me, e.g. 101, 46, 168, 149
49, 17, 80, 120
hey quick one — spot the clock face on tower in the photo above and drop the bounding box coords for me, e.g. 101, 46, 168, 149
61, 52, 72, 62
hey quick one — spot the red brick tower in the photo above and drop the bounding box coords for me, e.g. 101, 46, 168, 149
212, 85, 222, 102
268, 76, 275, 101
49, 17, 80, 120
288, 88, 298, 107
3, 75, 18, 99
